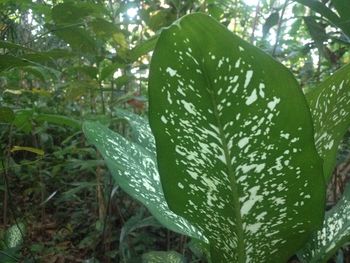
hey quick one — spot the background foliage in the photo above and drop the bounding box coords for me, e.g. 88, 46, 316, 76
1, 0, 350, 262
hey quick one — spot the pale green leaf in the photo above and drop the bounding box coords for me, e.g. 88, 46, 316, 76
116, 109, 156, 155
5, 223, 25, 248
82, 121, 205, 241
10, 146, 44, 156
149, 13, 325, 263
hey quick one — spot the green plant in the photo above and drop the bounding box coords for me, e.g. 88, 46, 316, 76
83, 12, 349, 263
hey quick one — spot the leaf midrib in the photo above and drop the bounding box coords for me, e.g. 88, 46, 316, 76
200, 59, 246, 262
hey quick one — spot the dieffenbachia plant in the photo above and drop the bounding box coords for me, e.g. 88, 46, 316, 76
83, 13, 350, 263
148, 13, 325, 263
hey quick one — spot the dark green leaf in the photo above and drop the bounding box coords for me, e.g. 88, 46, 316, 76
331, 0, 350, 21
263, 12, 279, 37
51, 25, 98, 54
0, 55, 35, 72
0, 107, 15, 123
51, 2, 104, 24
0, 40, 34, 52
13, 109, 34, 133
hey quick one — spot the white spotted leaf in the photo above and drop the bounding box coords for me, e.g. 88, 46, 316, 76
82, 121, 205, 241
116, 109, 156, 155
306, 63, 350, 181
298, 183, 350, 263
142, 251, 185, 263
148, 13, 325, 263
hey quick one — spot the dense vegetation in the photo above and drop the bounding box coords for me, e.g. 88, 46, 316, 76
1, 0, 350, 262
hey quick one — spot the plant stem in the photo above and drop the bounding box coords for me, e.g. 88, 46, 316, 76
272, 0, 289, 57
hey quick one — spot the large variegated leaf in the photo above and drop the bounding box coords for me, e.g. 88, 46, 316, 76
82, 121, 205, 241
298, 183, 350, 263
306, 63, 350, 181
148, 13, 325, 263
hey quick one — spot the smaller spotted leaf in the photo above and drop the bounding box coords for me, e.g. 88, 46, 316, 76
142, 251, 185, 263
5, 223, 25, 248
298, 183, 350, 263
149, 13, 325, 263
307, 63, 350, 181
82, 121, 205, 241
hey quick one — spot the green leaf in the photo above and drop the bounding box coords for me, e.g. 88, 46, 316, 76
298, 183, 350, 263
148, 13, 325, 263
0, 107, 15, 123
22, 49, 74, 63
51, 2, 104, 24
115, 109, 155, 155
142, 251, 185, 263
120, 215, 161, 245
10, 146, 44, 156
306, 63, 350, 181
82, 121, 205, 241
127, 35, 158, 62
331, 0, 350, 21
50, 25, 98, 54
100, 62, 123, 81
304, 17, 328, 56
35, 114, 81, 130
0, 40, 34, 52
5, 223, 25, 248
0, 55, 34, 72
13, 109, 34, 133
295, 0, 350, 37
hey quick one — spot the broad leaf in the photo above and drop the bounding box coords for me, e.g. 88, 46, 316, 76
148, 13, 325, 263
306, 63, 350, 181
331, 0, 350, 21
295, 0, 350, 38
82, 121, 205, 241
298, 183, 350, 263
